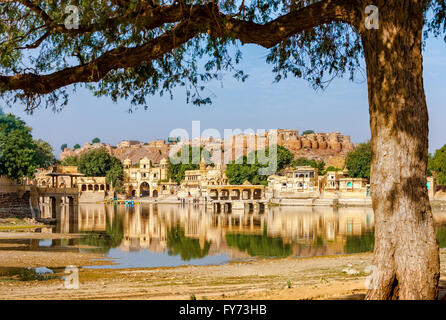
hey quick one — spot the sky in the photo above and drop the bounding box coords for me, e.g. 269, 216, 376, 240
3, 36, 446, 158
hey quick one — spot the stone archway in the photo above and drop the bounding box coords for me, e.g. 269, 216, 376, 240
140, 182, 150, 197
253, 189, 262, 200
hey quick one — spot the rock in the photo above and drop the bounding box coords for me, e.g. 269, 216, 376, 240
35, 217, 56, 225
342, 268, 360, 275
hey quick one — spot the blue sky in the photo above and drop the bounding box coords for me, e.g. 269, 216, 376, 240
4, 37, 446, 157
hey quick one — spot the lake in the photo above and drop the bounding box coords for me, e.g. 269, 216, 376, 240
4, 203, 446, 269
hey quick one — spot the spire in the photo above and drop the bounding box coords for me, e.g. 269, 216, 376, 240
200, 156, 206, 171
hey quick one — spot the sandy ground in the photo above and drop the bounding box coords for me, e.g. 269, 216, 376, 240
0, 232, 82, 240
1, 226, 446, 300
1, 250, 446, 300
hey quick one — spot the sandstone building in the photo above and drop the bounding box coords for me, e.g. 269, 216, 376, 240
123, 157, 177, 198
178, 158, 228, 198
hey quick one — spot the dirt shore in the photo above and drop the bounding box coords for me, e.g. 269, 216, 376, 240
1, 249, 446, 300
1, 225, 446, 300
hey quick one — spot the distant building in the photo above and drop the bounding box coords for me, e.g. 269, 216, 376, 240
266, 166, 321, 199
123, 157, 176, 198
34, 165, 107, 203
117, 140, 142, 148
179, 158, 227, 198
320, 169, 369, 199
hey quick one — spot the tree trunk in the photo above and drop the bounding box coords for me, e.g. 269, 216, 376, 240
361, 1, 440, 299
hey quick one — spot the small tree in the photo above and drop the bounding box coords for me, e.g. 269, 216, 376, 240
92, 137, 101, 144
226, 145, 294, 185
0, 114, 39, 181
167, 145, 210, 184
60, 144, 68, 152
34, 139, 56, 169
78, 148, 120, 177
302, 130, 315, 135
61, 155, 79, 166
345, 142, 371, 179
105, 159, 124, 189
429, 144, 446, 185
291, 157, 325, 174
73, 144, 81, 150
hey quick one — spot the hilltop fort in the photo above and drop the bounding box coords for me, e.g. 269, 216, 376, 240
60, 129, 354, 168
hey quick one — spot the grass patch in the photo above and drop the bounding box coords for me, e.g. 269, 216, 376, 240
0, 268, 58, 281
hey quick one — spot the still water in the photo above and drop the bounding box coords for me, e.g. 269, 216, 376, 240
5, 204, 446, 268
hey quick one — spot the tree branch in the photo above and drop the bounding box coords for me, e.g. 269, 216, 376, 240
0, 0, 362, 95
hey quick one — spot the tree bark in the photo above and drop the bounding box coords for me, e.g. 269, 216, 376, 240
361, 1, 440, 299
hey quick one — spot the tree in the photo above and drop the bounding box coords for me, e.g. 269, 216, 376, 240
60, 155, 79, 166
429, 144, 446, 185
0, 113, 39, 181
167, 145, 211, 183
302, 130, 315, 135
78, 148, 122, 177
291, 157, 325, 174
345, 142, 371, 179
60, 144, 68, 152
226, 145, 293, 185
74, 148, 124, 190
105, 159, 124, 190
92, 137, 101, 144
34, 139, 56, 169
73, 144, 81, 150
1, 0, 444, 299
324, 166, 341, 172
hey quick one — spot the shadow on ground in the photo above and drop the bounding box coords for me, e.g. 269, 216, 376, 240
336, 280, 446, 300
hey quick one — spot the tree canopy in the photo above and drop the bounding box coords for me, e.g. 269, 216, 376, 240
73, 144, 81, 150
226, 144, 294, 185
302, 130, 315, 135
167, 145, 212, 183
60, 143, 67, 152
69, 147, 124, 187
0, 0, 442, 112
60, 155, 79, 166
429, 144, 446, 185
92, 137, 101, 144
0, 113, 55, 181
34, 138, 57, 169
345, 141, 371, 179
291, 157, 325, 174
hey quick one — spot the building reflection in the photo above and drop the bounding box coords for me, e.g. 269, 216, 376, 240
34, 203, 446, 260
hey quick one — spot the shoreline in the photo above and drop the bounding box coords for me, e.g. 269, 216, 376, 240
82, 199, 446, 208
0, 247, 445, 300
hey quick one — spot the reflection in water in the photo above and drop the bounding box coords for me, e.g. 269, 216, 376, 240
6, 203, 446, 268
